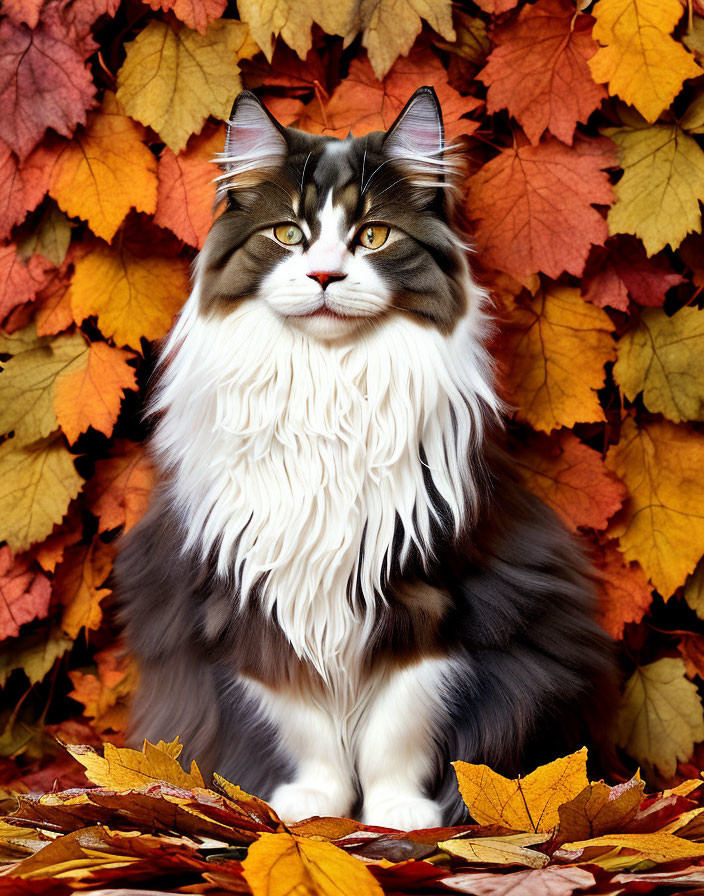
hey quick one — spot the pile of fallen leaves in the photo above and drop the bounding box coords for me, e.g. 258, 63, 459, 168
2, 0, 704, 887
6, 739, 704, 894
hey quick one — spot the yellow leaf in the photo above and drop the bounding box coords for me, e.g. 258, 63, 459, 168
453, 749, 589, 832
606, 419, 704, 596
497, 285, 616, 433
615, 657, 704, 778
684, 560, 704, 620
556, 777, 644, 843
589, 0, 701, 123
606, 122, 704, 255
0, 625, 72, 688
65, 738, 205, 790
0, 327, 86, 447
562, 832, 704, 864
18, 202, 73, 267
69, 241, 189, 349
438, 834, 549, 868
54, 341, 138, 443
56, 540, 115, 639
0, 433, 83, 552
242, 832, 383, 896
116, 19, 253, 153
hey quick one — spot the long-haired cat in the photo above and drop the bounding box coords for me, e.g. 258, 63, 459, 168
115, 87, 616, 829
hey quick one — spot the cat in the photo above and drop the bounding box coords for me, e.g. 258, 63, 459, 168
115, 86, 617, 830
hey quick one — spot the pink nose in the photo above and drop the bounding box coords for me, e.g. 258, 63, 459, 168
307, 271, 346, 289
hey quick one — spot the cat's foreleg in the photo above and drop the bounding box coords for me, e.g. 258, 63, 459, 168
357, 655, 449, 830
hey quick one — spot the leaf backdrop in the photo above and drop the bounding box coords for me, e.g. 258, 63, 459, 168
1, 0, 704, 826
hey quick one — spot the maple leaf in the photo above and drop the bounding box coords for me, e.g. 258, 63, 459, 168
116, 18, 254, 154
242, 832, 383, 896
0, 624, 72, 688
453, 749, 588, 832
467, 136, 616, 281
614, 307, 704, 423
54, 341, 138, 444
86, 440, 154, 535
154, 126, 224, 249
0, 8, 96, 160
65, 737, 205, 790
0, 141, 52, 242
0, 547, 51, 640
593, 541, 653, 639
0, 244, 45, 323
495, 284, 616, 433
606, 418, 704, 597
589, 0, 701, 124
0, 433, 83, 552
298, 52, 481, 140
46, 93, 158, 243
582, 237, 684, 311
144, 0, 227, 34
514, 430, 625, 531
55, 539, 114, 639
69, 236, 189, 349
68, 643, 137, 734
478, 0, 606, 146
606, 121, 704, 256
556, 776, 645, 842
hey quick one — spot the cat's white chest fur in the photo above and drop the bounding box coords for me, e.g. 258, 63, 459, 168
151, 295, 496, 678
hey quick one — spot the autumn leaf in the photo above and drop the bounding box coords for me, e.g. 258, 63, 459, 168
144, 0, 227, 34
1, 0, 43, 28
86, 440, 154, 535
589, 0, 701, 123
467, 136, 616, 281
684, 560, 704, 620
556, 776, 644, 842
19, 203, 73, 268
242, 831, 384, 896
65, 738, 205, 790
606, 418, 704, 596
0, 141, 52, 241
593, 541, 653, 639
55, 539, 114, 640
68, 644, 137, 734
615, 657, 704, 778
478, 0, 606, 145
46, 92, 157, 243
474, 0, 519, 10
0, 547, 51, 640
614, 307, 704, 424
116, 18, 253, 153
0, 7, 96, 160
0, 433, 83, 553
514, 430, 625, 531
444, 868, 595, 896
562, 832, 704, 864
495, 285, 616, 432
32, 508, 83, 573
606, 121, 704, 256
438, 834, 549, 868
453, 749, 589, 832
0, 244, 45, 323
69, 237, 189, 349
0, 624, 72, 688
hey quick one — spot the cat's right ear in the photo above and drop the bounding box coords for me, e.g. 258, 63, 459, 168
217, 91, 288, 200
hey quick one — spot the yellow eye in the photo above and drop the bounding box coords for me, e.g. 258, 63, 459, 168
358, 224, 390, 250
274, 223, 303, 246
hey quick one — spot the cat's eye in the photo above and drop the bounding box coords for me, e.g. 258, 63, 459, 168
357, 224, 390, 250
274, 223, 303, 246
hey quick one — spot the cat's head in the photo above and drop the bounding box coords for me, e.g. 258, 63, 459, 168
198, 87, 472, 342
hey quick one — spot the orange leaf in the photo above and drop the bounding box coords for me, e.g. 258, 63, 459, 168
467, 136, 616, 281
0, 138, 52, 240
593, 540, 653, 639
0, 244, 47, 322
68, 642, 137, 734
32, 507, 83, 573
54, 340, 137, 444
47, 92, 157, 242
0, 545, 51, 639
55, 539, 114, 639
495, 284, 616, 432
86, 440, 154, 535
144, 0, 226, 34
479, 0, 606, 145
515, 430, 625, 531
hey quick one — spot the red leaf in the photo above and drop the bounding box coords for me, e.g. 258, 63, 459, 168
474, 0, 520, 12
479, 0, 606, 145
0, 139, 56, 241
144, 0, 226, 34
467, 135, 616, 280
0, 546, 51, 640
0, 244, 50, 323
0, 0, 43, 28
593, 541, 653, 639
0, 7, 96, 160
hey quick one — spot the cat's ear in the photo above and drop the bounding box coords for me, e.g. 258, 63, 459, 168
217, 91, 288, 199
382, 87, 445, 185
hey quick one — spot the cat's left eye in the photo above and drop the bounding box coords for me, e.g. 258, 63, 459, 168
274, 223, 303, 246
357, 224, 390, 250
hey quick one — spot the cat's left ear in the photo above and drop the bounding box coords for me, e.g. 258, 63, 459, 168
382, 87, 445, 183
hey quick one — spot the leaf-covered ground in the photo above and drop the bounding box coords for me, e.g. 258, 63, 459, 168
1, 0, 704, 891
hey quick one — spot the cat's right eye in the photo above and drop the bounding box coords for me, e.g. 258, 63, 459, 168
273, 223, 303, 246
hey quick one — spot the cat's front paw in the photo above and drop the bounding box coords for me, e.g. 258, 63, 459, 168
362, 793, 442, 831
270, 782, 352, 823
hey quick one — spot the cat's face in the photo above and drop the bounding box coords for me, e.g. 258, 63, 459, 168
198, 88, 468, 341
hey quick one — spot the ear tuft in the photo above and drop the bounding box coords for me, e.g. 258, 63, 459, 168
216, 91, 288, 201
383, 87, 444, 167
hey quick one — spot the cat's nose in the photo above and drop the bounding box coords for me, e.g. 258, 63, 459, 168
307, 271, 347, 289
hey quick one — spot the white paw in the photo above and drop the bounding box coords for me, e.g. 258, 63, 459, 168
362, 794, 443, 830
270, 782, 352, 823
